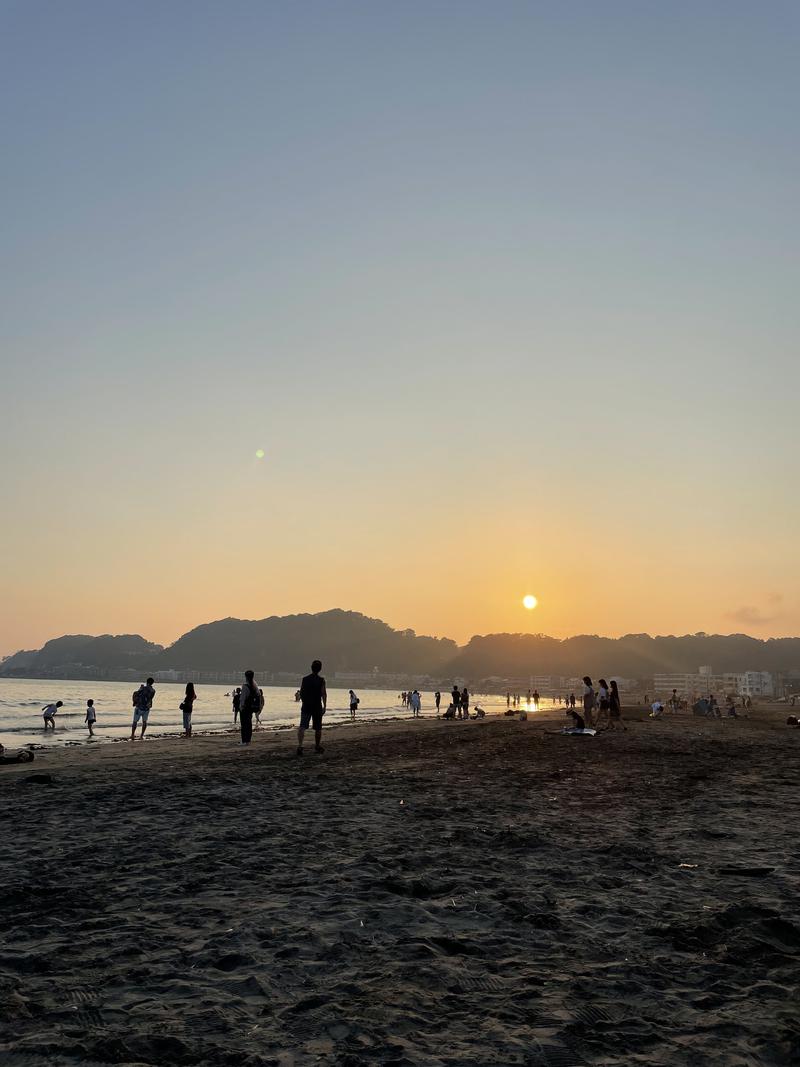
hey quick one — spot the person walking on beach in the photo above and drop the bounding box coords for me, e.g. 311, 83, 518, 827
411, 689, 421, 717
608, 679, 626, 730
297, 659, 327, 756
232, 687, 241, 724
42, 700, 63, 730
349, 689, 359, 720
582, 677, 595, 727
435, 690, 441, 715
506, 691, 511, 709
569, 692, 576, 710
239, 671, 260, 746
131, 678, 156, 741
181, 682, 196, 738
451, 684, 461, 718
532, 688, 540, 710
461, 687, 470, 719
85, 699, 96, 737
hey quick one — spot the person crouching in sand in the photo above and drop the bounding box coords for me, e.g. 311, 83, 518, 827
85, 699, 96, 737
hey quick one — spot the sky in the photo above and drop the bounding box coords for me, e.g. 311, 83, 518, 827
2, 1, 799, 656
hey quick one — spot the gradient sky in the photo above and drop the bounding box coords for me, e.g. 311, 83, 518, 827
2, 1, 799, 656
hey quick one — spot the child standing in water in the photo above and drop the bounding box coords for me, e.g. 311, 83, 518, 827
85, 699, 96, 737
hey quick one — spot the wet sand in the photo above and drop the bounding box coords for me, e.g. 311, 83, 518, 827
1, 709, 798, 1065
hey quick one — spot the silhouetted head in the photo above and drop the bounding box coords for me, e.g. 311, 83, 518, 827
599, 679, 608, 689
244, 670, 254, 681
146, 677, 154, 686
311, 659, 322, 673
583, 676, 592, 686
56, 700, 63, 707
610, 680, 619, 693
87, 699, 93, 706
186, 683, 196, 698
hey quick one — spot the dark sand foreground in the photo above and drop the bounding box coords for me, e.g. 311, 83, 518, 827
1, 711, 798, 1066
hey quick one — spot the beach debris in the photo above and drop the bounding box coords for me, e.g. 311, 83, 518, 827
679, 863, 699, 869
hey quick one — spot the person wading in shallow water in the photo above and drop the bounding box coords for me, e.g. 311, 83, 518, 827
297, 659, 327, 756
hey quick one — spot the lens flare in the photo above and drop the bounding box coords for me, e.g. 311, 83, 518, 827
255, 449, 265, 460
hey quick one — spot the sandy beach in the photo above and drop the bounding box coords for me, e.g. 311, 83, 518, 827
1, 708, 798, 1066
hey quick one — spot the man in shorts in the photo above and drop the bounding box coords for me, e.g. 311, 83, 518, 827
131, 677, 156, 740
297, 659, 327, 756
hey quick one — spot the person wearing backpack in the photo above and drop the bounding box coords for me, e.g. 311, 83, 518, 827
131, 678, 156, 741
239, 670, 260, 746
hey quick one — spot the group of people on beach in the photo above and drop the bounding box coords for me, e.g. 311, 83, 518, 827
37, 671, 625, 747
567, 677, 625, 731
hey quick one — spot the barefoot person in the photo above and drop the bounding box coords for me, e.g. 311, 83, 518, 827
238, 671, 260, 746
42, 700, 63, 730
85, 699, 96, 737
297, 659, 327, 756
131, 678, 156, 740
349, 689, 359, 720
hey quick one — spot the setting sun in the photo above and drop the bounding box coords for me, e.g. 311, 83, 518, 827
523, 595, 538, 610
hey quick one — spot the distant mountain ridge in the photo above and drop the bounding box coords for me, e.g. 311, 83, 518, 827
3, 613, 800, 682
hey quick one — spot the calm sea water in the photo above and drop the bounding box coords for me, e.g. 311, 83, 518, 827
0, 678, 545, 750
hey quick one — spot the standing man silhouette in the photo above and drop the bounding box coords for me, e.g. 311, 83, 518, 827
297, 659, 327, 756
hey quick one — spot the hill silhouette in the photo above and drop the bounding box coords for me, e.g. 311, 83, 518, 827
3, 613, 800, 682
447, 631, 800, 679
161, 610, 458, 675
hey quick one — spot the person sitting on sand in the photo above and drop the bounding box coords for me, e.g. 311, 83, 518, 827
85, 699, 96, 737
475, 705, 486, 718
443, 703, 456, 720
42, 701, 63, 730
566, 709, 586, 731
692, 697, 709, 717
650, 700, 665, 719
